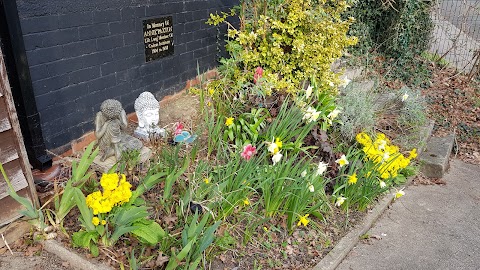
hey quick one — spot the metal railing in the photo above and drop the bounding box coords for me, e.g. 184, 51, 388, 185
430, 0, 480, 77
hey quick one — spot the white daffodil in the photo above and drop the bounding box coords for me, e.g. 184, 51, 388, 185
268, 141, 278, 154
401, 92, 409, 102
301, 170, 307, 177
335, 196, 346, 207
272, 151, 283, 165
315, 161, 328, 176
379, 181, 387, 188
382, 152, 390, 162
395, 190, 405, 199
327, 108, 341, 120
378, 140, 387, 151
306, 85, 313, 99
308, 183, 315, 193
340, 78, 351, 88
303, 106, 321, 123
335, 154, 349, 168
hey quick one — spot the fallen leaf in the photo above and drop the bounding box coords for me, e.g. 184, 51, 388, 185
155, 252, 169, 267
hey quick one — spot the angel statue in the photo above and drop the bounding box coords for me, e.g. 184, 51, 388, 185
95, 99, 142, 161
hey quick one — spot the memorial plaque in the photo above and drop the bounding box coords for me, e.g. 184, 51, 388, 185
143, 16, 174, 62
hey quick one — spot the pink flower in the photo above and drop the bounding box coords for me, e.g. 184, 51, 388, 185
174, 122, 184, 136
253, 67, 263, 84
241, 144, 257, 160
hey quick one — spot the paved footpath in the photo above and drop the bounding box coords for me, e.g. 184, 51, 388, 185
337, 159, 480, 270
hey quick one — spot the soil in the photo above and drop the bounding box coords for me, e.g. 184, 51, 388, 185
421, 67, 480, 165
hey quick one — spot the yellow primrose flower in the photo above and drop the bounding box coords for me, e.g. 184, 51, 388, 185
225, 117, 234, 127
243, 198, 250, 206
92, 217, 100, 226
100, 173, 120, 192
395, 190, 405, 199
348, 173, 358, 185
336, 154, 349, 168
203, 178, 210, 184
101, 220, 107, 225
297, 214, 310, 227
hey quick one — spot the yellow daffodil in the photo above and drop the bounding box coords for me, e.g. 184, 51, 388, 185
297, 214, 310, 227
243, 198, 250, 206
275, 137, 283, 149
409, 148, 418, 159
203, 178, 210, 184
101, 220, 107, 225
336, 154, 349, 168
348, 173, 358, 185
395, 190, 405, 199
225, 117, 234, 127
92, 217, 100, 226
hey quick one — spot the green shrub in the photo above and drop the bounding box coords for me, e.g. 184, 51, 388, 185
208, 0, 357, 95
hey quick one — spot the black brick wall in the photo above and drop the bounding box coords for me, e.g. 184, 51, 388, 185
15, 0, 238, 151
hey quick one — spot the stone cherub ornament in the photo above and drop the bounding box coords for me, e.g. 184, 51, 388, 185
134, 91, 165, 140
95, 99, 142, 161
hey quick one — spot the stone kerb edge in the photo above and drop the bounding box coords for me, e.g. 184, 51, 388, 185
43, 240, 113, 270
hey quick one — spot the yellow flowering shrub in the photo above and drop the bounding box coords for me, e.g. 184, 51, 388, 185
356, 132, 417, 179
207, 0, 357, 96
86, 173, 132, 215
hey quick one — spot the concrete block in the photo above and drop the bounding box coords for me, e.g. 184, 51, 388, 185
79, 23, 109, 40
93, 9, 121, 24
27, 46, 63, 66
58, 12, 93, 28
20, 16, 59, 34
92, 146, 152, 172
63, 40, 96, 58
419, 133, 455, 178
96, 35, 123, 51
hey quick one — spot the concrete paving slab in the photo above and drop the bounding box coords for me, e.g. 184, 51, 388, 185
337, 159, 480, 270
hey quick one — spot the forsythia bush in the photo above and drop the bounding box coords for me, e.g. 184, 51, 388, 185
356, 132, 417, 179
208, 0, 357, 95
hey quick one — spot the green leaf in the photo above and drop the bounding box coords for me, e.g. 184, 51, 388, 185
131, 220, 166, 246
72, 187, 95, 231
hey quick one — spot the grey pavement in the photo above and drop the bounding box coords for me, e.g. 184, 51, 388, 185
337, 159, 480, 270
